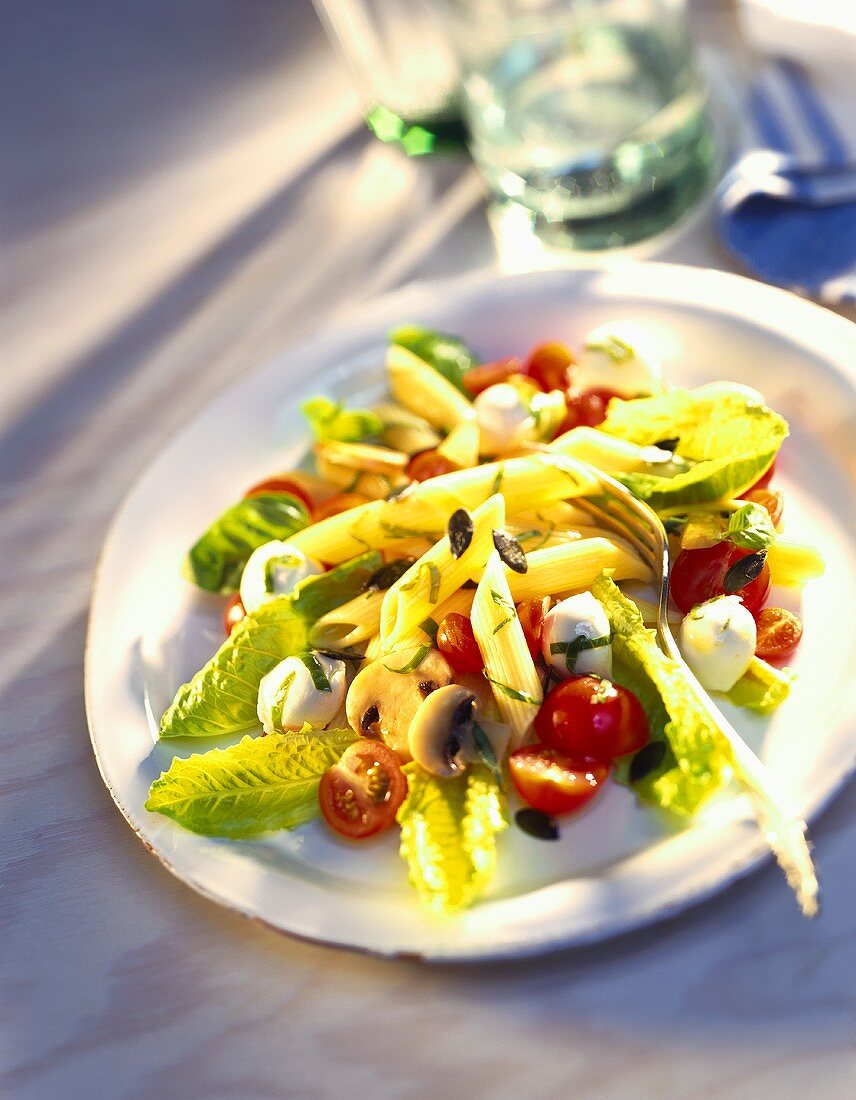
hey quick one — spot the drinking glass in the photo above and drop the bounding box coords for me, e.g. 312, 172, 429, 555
312, 0, 466, 154
442, 0, 717, 248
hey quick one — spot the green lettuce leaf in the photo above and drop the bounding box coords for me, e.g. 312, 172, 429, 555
728, 656, 793, 714
592, 573, 731, 815
302, 396, 383, 443
160, 551, 382, 739
600, 389, 788, 509
183, 492, 310, 594
146, 727, 357, 837
389, 324, 478, 395
397, 763, 507, 912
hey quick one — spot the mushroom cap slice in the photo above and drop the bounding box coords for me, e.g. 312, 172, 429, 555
408, 684, 479, 779
345, 647, 453, 760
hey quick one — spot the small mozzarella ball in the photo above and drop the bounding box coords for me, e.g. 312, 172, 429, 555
474, 383, 533, 454
574, 321, 662, 399
542, 592, 613, 679
240, 540, 323, 614
679, 595, 756, 693
257, 653, 346, 733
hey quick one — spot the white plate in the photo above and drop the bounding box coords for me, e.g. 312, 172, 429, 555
86, 264, 856, 962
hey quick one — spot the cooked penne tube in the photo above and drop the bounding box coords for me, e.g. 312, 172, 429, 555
387, 345, 474, 431
767, 539, 825, 586
289, 452, 601, 562
471, 551, 542, 750
508, 501, 598, 530
380, 495, 505, 650
550, 427, 657, 472
310, 589, 385, 648
495, 537, 651, 602
437, 420, 480, 469
394, 587, 477, 650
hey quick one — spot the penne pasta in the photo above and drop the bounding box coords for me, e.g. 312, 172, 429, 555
437, 420, 480, 469
380, 494, 505, 650
289, 452, 601, 563
471, 551, 542, 750
549, 426, 658, 472
767, 539, 825, 587
394, 587, 477, 650
496, 537, 651, 603
310, 588, 385, 648
387, 345, 474, 431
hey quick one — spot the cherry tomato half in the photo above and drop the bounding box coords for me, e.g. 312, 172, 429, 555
743, 488, 784, 528
244, 476, 314, 513
755, 607, 803, 659
318, 739, 407, 840
741, 461, 776, 495
517, 597, 550, 661
535, 674, 650, 763
558, 388, 621, 432
670, 542, 771, 617
462, 357, 522, 397
312, 492, 371, 521
223, 593, 246, 636
509, 744, 609, 817
407, 450, 458, 482
436, 613, 484, 673
523, 342, 575, 393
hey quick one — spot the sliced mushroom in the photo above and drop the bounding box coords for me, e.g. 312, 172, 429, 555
408, 685, 479, 778
345, 647, 453, 760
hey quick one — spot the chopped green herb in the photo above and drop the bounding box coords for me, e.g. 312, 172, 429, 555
402, 561, 441, 603
384, 645, 432, 675
472, 721, 502, 784
270, 671, 296, 731
263, 553, 302, 593
484, 673, 539, 705
298, 652, 332, 693
585, 334, 634, 363
420, 616, 439, 641
550, 634, 611, 673
489, 464, 504, 499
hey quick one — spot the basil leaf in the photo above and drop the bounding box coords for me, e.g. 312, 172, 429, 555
389, 325, 478, 395
484, 673, 539, 705
302, 396, 382, 442
298, 653, 332, 692
726, 502, 777, 551
270, 671, 296, 732
550, 633, 611, 673
183, 492, 310, 594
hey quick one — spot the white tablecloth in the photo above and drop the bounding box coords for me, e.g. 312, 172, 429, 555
2, 3, 854, 1097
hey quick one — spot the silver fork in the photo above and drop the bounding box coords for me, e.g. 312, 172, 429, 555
566, 459, 819, 917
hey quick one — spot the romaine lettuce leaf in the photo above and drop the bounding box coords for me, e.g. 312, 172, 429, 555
183, 492, 310, 594
593, 573, 731, 814
600, 389, 788, 510
160, 551, 382, 739
389, 324, 478, 395
302, 396, 382, 443
397, 763, 507, 912
146, 726, 356, 837
728, 657, 793, 713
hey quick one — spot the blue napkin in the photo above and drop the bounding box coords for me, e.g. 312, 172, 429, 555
716, 58, 856, 304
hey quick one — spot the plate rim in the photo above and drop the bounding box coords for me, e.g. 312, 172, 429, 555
85, 262, 856, 961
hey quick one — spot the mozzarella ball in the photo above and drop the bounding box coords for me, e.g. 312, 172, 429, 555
542, 592, 613, 679
257, 652, 347, 733
679, 595, 757, 693
692, 381, 766, 406
474, 383, 533, 454
574, 321, 662, 399
240, 540, 323, 614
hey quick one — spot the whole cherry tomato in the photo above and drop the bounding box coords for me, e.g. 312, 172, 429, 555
523, 342, 575, 392
462, 357, 522, 397
312, 492, 371, 521
318, 739, 407, 840
436, 613, 484, 673
223, 593, 246, 636
509, 744, 609, 817
516, 597, 550, 661
558, 388, 621, 432
670, 542, 771, 617
407, 450, 458, 482
755, 607, 803, 659
243, 476, 314, 513
535, 674, 650, 763
742, 488, 784, 528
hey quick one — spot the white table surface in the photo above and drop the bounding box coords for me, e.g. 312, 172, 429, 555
2, 3, 855, 1097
